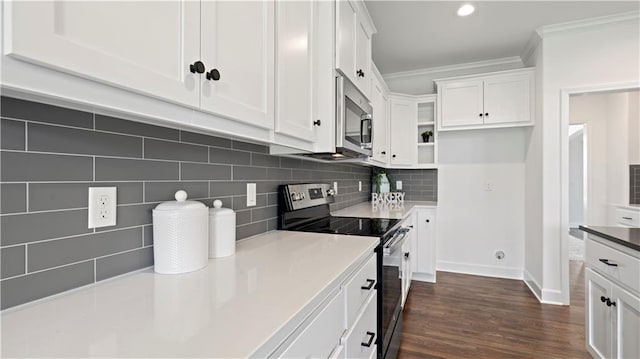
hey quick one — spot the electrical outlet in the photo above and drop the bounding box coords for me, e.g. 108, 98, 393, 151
333, 181, 338, 195
396, 181, 403, 190
247, 183, 257, 207
485, 181, 493, 192
88, 187, 117, 228
358, 181, 362, 192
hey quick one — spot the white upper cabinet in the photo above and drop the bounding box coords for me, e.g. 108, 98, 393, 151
4, 1, 201, 107
336, 0, 375, 99
439, 80, 484, 128
436, 68, 535, 131
389, 96, 417, 166
200, 1, 274, 129
370, 67, 389, 164
274, 0, 317, 141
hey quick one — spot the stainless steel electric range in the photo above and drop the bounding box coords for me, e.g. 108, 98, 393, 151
278, 183, 409, 359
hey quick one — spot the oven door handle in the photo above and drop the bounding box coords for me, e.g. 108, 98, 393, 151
383, 228, 410, 255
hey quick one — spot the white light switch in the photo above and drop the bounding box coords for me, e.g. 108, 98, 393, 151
88, 187, 117, 228
358, 181, 362, 192
247, 183, 256, 206
396, 181, 402, 190
333, 181, 338, 194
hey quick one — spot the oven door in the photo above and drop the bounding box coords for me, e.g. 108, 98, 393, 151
380, 228, 409, 359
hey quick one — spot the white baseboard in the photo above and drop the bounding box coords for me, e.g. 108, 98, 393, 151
523, 269, 543, 302
541, 289, 565, 305
436, 261, 523, 280
412, 272, 435, 283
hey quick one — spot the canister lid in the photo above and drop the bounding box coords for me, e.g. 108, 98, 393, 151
209, 199, 234, 215
154, 190, 207, 211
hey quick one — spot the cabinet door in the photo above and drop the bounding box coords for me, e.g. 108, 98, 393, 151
336, 0, 358, 84
274, 0, 317, 142
389, 98, 417, 166
344, 292, 377, 359
354, 14, 372, 97
439, 80, 484, 128
5, 1, 200, 107
611, 284, 640, 359
200, 1, 275, 129
483, 74, 531, 124
370, 77, 389, 164
586, 268, 613, 359
416, 210, 436, 279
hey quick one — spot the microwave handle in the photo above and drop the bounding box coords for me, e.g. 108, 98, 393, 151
335, 76, 345, 148
360, 114, 372, 144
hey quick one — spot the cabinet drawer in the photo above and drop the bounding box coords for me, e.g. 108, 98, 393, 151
278, 290, 345, 358
615, 208, 640, 227
343, 292, 377, 359
344, 254, 377, 329
586, 238, 640, 294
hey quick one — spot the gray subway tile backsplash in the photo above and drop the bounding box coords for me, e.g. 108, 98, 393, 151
631, 165, 640, 204
0, 95, 373, 309
1, 119, 26, 150
1, 151, 93, 182
27, 227, 143, 272
383, 169, 438, 202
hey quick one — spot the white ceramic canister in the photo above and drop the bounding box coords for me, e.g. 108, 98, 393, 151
152, 190, 209, 274
208, 200, 236, 258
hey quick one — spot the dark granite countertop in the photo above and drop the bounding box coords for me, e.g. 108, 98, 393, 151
579, 225, 640, 252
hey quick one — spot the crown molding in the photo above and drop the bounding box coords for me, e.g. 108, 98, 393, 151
520, 31, 542, 65
382, 56, 523, 80
539, 10, 639, 38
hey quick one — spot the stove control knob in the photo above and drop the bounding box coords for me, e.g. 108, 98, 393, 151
300, 192, 306, 200
327, 188, 335, 196
290, 192, 299, 201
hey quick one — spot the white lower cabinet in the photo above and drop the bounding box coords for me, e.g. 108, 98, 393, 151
274, 253, 377, 359
279, 290, 346, 358
342, 292, 378, 359
585, 236, 640, 359
413, 209, 437, 283
401, 214, 417, 307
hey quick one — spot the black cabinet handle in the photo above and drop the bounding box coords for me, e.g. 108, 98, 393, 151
409, 225, 414, 228
381, 151, 386, 155
361, 279, 375, 290
479, 113, 483, 117
361, 332, 375, 347
485, 113, 489, 116
622, 216, 633, 220
313, 120, 321, 126
601, 296, 607, 303
206, 68, 221, 81
599, 259, 618, 267
190, 61, 205, 74
606, 298, 616, 307
404, 252, 410, 259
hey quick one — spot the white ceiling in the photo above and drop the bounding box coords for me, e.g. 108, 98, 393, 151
366, 1, 640, 75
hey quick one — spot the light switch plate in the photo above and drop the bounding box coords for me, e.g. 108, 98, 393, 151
247, 183, 257, 206
396, 181, 403, 190
358, 181, 362, 192
333, 181, 338, 195
88, 187, 117, 228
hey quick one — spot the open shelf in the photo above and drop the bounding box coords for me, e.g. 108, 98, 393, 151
417, 121, 435, 126
418, 142, 435, 147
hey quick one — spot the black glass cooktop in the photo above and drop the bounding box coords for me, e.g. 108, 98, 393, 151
286, 216, 400, 238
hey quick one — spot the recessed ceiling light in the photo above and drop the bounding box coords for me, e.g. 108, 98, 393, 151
457, 4, 475, 17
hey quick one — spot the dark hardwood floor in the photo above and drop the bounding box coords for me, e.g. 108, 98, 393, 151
398, 261, 589, 358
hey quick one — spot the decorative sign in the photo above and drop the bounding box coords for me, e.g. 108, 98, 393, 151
371, 192, 405, 204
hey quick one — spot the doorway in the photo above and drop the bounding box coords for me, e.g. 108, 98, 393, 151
568, 123, 586, 260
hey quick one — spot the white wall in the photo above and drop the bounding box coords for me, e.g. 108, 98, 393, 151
382, 60, 523, 95
629, 91, 640, 164
436, 128, 526, 279
568, 128, 584, 227
532, 16, 640, 303
606, 93, 630, 222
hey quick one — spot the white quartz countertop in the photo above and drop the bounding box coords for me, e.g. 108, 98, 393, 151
332, 201, 437, 219
1, 231, 378, 358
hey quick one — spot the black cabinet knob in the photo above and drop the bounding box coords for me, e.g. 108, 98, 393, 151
381, 151, 386, 155
206, 68, 221, 81
601, 296, 607, 303
313, 120, 321, 126
426, 219, 430, 223
485, 113, 489, 116
404, 252, 410, 259
606, 298, 616, 307
479, 113, 483, 117
190, 61, 205, 74
356, 69, 365, 78
392, 154, 397, 158
409, 225, 414, 228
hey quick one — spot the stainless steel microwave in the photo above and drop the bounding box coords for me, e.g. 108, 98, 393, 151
335, 75, 373, 158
